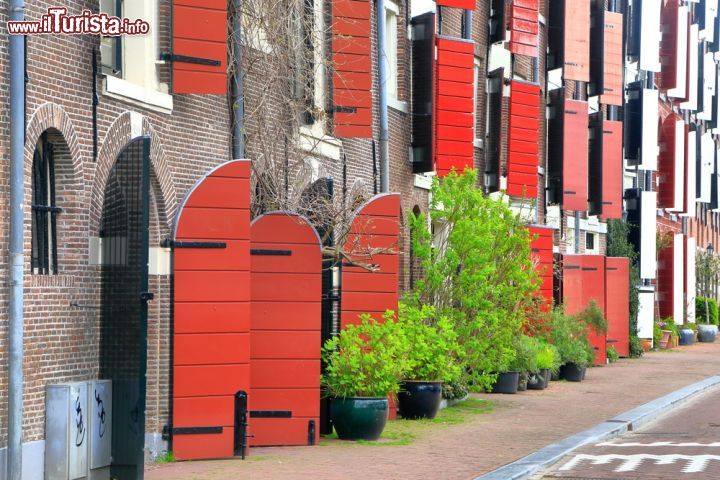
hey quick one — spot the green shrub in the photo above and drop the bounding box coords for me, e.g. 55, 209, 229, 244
696, 296, 719, 325
536, 342, 560, 374
653, 320, 663, 347
509, 335, 541, 373
682, 322, 698, 332
576, 300, 608, 335
396, 303, 462, 383
629, 336, 644, 358
607, 346, 619, 363
547, 307, 593, 368
321, 313, 406, 398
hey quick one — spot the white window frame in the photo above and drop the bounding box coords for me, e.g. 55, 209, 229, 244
385, 1, 406, 112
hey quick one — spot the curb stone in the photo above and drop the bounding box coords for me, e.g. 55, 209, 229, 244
473, 374, 720, 480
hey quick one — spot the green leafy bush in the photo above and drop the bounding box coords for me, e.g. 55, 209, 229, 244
696, 296, 719, 325
406, 170, 541, 391
321, 313, 406, 398
536, 342, 560, 374
509, 335, 541, 373
396, 303, 462, 383
607, 345, 619, 363
682, 322, 698, 332
653, 319, 663, 347
629, 336, 644, 358
576, 300, 608, 335
547, 307, 593, 368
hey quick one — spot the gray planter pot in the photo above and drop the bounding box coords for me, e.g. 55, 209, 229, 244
697, 324, 718, 343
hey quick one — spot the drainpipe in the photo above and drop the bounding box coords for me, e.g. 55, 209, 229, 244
463, 10, 472, 40
8, 1, 26, 479
231, 0, 245, 159
377, 0, 389, 193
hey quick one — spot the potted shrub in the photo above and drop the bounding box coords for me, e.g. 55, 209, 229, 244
696, 296, 719, 342
507, 335, 539, 392
396, 304, 461, 420
549, 307, 592, 382
321, 314, 405, 441
529, 342, 558, 390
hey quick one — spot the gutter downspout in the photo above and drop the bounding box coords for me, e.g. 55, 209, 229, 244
231, 0, 245, 159
463, 10, 472, 40
377, 0, 389, 193
8, 1, 26, 479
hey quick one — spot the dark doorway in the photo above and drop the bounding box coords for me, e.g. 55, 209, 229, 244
98, 137, 151, 480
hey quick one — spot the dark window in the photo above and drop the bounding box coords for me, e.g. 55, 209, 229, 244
31, 134, 61, 275
586, 232, 595, 251
99, 0, 123, 77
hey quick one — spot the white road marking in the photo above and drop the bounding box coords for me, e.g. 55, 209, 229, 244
597, 441, 720, 447
558, 454, 720, 473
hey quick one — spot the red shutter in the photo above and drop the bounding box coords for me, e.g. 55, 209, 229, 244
658, 0, 679, 91
562, 99, 589, 211
529, 226, 554, 305
658, 114, 678, 209
434, 37, 475, 176
605, 257, 630, 358
601, 11, 623, 106
509, 0, 539, 57
507, 81, 540, 198
564, 0, 590, 81
333, 0, 373, 138
658, 239, 675, 321
436, 0, 476, 9
601, 120, 623, 219
172, 0, 228, 94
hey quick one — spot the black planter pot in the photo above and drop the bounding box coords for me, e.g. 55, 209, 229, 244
518, 372, 529, 391
398, 381, 443, 420
330, 397, 388, 440
527, 370, 547, 390
543, 369, 552, 387
492, 371, 520, 394
550, 370, 560, 381
560, 363, 584, 382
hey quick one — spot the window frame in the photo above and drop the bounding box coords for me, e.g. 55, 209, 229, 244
384, 1, 400, 101
31, 134, 61, 275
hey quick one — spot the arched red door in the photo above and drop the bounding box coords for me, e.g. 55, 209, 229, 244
249, 212, 322, 446
172, 160, 251, 460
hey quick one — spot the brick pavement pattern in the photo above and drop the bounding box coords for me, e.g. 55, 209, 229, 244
541, 378, 720, 479
146, 342, 720, 480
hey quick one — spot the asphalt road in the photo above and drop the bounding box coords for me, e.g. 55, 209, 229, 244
538, 386, 720, 480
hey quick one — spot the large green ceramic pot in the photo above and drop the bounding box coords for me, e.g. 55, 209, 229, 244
330, 397, 389, 440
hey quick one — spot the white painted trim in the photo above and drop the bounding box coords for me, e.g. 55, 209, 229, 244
679, 23, 698, 109
637, 288, 655, 338
681, 130, 696, 218
640, 89, 660, 171
668, 7, 689, 99
673, 233, 684, 325
640, 191, 658, 280
686, 237, 697, 324
103, 75, 173, 114
299, 124, 342, 160
639, 0, 662, 72
388, 97, 408, 113
414, 173, 434, 190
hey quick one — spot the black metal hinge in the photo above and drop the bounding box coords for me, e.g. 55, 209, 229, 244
250, 249, 292, 256
172, 426, 223, 435
160, 53, 221, 67
249, 410, 292, 418
329, 106, 357, 114
162, 239, 227, 249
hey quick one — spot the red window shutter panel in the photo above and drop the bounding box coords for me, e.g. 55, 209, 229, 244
658, 0, 680, 91
601, 120, 623, 219
563, 0, 591, 82
605, 257, 630, 358
658, 115, 678, 209
601, 11, 624, 106
528, 226, 554, 305
507, 81, 540, 198
436, 0, 476, 10
333, 0, 373, 138
173, 0, 228, 95
562, 99, 589, 211
434, 37, 475, 176
509, 0, 539, 58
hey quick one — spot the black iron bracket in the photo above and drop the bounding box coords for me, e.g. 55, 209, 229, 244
329, 106, 357, 114
249, 410, 292, 418
250, 249, 292, 256
162, 239, 227, 249
172, 426, 223, 435
160, 52, 221, 67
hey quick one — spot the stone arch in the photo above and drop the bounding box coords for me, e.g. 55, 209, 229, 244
90, 112, 177, 237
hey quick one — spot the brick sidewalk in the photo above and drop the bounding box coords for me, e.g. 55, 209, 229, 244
146, 342, 720, 480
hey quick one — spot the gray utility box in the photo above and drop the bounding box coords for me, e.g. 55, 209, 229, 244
45, 382, 88, 480
87, 380, 112, 480
45, 381, 112, 480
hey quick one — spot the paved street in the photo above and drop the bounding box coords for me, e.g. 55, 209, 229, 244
539, 385, 720, 479
146, 343, 720, 480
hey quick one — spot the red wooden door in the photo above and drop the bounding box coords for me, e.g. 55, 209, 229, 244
562, 255, 607, 365
340, 194, 401, 328
249, 212, 322, 446
605, 257, 630, 357
172, 160, 251, 460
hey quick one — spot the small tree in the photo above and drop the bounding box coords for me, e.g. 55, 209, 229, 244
406, 170, 541, 391
696, 249, 720, 324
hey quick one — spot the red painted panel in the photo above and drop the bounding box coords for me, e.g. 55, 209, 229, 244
562, 99, 589, 211
529, 226, 554, 305
605, 257, 630, 357
333, 0, 373, 138
658, 115, 678, 209
249, 212, 322, 446
564, 0, 591, 81
658, 240, 675, 321
507, 81, 541, 198
174, 333, 249, 366
175, 302, 250, 334
658, 0, 679, 91
173, 429, 235, 461
434, 37, 475, 176
173, 160, 251, 460
249, 418, 319, 447
173, 1, 227, 94
601, 120, 623, 219
173, 396, 235, 427
601, 11, 624, 106
509, 0, 540, 58
436, 0, 475, 9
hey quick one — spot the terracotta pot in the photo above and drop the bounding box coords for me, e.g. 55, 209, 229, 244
640, 338, 653, 352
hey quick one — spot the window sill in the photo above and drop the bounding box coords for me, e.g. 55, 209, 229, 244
299, 123, 342, 160
389, 97, 408, 114
103, 75, 173, 114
